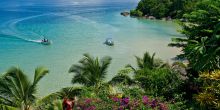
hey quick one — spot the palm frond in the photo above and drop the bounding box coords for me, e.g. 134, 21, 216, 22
168, 42, 186, 47
59, 87, 83, 98
109, 74, 135, 86
0, 67, 48, 109
33, 67, 49, 85
71, 73, 89, 85
151, 53, 156, 68
68, 65, 84, 73
4, 67, 31, 104
0, 104, 17, 110
69, 54, 111, 86
143, 52, 152, 64
37, 92, 61, 105
171, 37, 188, 42
0, 77, 14, 100
0, 96, 15, 107
135, 56, 144, 69
125, 64, 136, 72
100, 56, 112, 79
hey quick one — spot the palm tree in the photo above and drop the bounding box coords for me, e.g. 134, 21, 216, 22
0, 67, 49, 110
69, 53, 112, 87
126, 51, 166, 72
0, 104, 17, 110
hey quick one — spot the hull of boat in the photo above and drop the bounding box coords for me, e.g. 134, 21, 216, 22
41, 41, 51, 45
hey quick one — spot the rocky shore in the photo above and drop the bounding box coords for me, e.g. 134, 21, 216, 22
120, 12, 130, 16
121, 11, 173, 21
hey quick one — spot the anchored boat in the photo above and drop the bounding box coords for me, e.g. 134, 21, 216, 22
104, 38, 114, 46
41, 38, 51, 45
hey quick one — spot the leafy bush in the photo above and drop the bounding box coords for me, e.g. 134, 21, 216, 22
170, 0, 220, 71
126, 51, 183, 100
195, 70, 220, 109
74, 95, 173, 110
130, 10, 143, 17
132, 0, 200, 18
135, 68, 182, 99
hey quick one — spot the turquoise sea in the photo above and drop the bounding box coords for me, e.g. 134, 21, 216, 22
0, 0, 182, 97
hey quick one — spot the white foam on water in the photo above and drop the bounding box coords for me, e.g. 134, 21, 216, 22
0, 13, 53, 43
0, 10, 118, 44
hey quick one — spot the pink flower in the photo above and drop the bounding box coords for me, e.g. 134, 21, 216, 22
142, 96, 149, 105
159, 103, 168, 110
85, 98, 92, 104
122, 97, 129, 105
85, 106, 96, 110
112, 97, 120, 102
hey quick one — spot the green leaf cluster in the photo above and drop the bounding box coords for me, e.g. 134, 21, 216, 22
133, 0, 199, 18
171, 0, 220, 71
0, 67, 49, 110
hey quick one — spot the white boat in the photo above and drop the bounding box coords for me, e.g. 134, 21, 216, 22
104, 38, 114, 46
41, 38, 51, 45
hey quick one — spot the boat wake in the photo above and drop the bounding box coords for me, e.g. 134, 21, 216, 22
0, 13, 52, 43
0, 11, 118, 44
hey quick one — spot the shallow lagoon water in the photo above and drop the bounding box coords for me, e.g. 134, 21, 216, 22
0, 0, 181, 97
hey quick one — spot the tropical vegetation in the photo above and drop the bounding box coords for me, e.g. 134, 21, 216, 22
0, 67, 49, 110
68, 53, 112, 87
195, 70, 220, 109
170, 0, 220, 71
1, 0, 220, 109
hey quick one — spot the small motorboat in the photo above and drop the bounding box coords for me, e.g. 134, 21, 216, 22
41, 38, 51, 45
104, 38, 114, 46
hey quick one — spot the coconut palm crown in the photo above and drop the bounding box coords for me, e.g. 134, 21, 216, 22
69, 53, 112, 87
126, 51, 167, 72
0, 67, 49, 110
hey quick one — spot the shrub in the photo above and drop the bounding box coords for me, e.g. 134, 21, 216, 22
130, 10, 143, 17
74, 95, 172, 110
135, 68, 182, 99
195, 70, 220, 109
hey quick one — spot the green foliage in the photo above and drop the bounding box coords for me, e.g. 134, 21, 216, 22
35, 87, 83, 110
109, 68, 135, 86
79, 87, 96, 98
69, 53, 112, 87
125, 51, 183, 100
195, 70, 220, 109
135, 0, 172, 18
0, 67, 49, 110
130, 9, 143, 17
135, 68, 182, 99
126, 51, 168, 72
182, 0, 199, 13
0, 104, 17, 110
171, 0, 220, 71
121, 86, 145, 99
36, 99, 63, 110
132, 0, 200, 18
